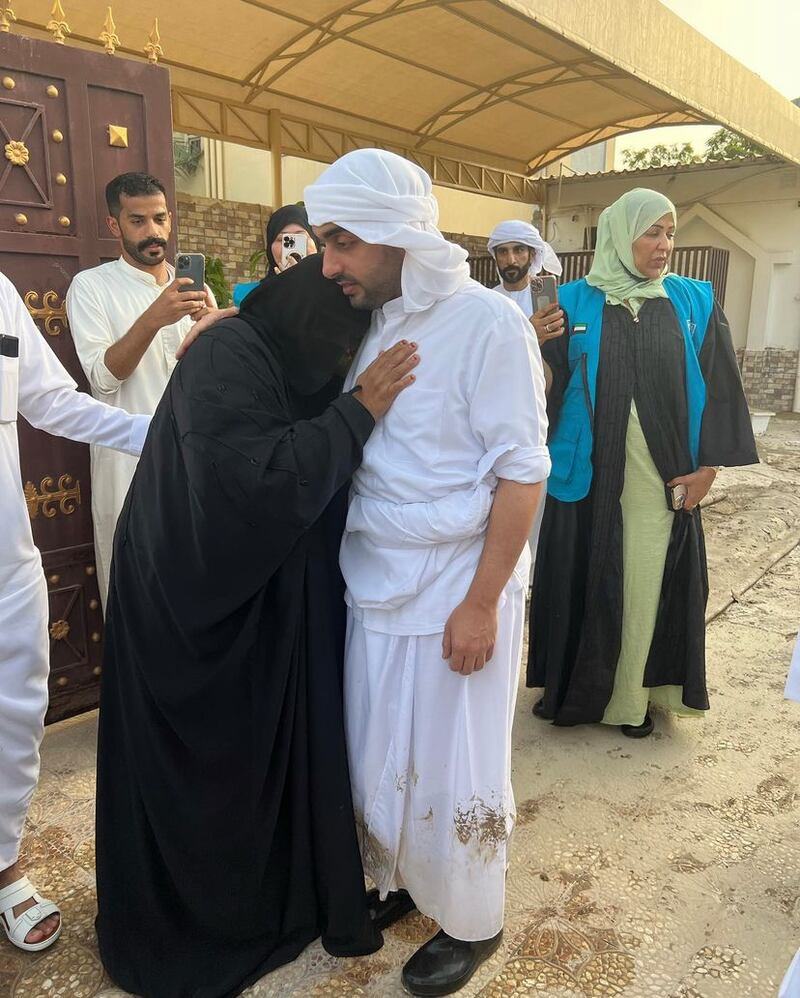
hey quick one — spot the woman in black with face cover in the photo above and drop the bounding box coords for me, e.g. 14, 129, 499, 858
265, 204, 319, 277
95, 255, 419, 998
233, 205, 319, 306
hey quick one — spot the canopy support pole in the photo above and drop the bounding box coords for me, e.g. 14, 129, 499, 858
269, 108, 283, 207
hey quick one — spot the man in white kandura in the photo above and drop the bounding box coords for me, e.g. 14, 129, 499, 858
66, 172, 216, 607
487, 219, 566, 349
306, 150, 550, 996
0, 273, 150, 953
488, 219, 564, 574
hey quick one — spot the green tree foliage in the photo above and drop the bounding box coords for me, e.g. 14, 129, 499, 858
620, 128, 766, 172
704, 128, 766, 161
621, 142, 698, 170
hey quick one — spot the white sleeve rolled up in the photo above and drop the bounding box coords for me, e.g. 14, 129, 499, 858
66, 274, 124, 395
467, 309, 551, 485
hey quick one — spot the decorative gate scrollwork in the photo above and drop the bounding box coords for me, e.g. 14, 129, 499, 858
24, 474, 81, 519
24, 290, 68, 335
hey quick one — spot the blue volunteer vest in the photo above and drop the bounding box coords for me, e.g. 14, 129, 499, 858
548, 274, 714, 502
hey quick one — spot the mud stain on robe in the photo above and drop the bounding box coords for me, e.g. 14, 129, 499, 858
453, 795, 510, 858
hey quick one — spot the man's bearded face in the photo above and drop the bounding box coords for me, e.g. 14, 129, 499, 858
494, 242, 532, 284
313, 224, 404, 311
109, 192, 172, 268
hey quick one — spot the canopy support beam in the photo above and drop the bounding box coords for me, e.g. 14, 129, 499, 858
269, 108, 283, 207
171, 87, 537, 203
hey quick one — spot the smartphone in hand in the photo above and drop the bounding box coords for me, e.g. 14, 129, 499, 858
666, 483, 688, 511
175, 253, 206, 293
530, 275, 558, 314
281, 233, 309, 269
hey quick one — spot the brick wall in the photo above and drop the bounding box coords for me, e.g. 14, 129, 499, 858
738, 348, 798, 412
176, 193, 271, 292
174, 199, 489, 298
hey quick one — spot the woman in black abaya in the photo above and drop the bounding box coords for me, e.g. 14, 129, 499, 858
527, 189, 758, 737
95, 255, 417, 998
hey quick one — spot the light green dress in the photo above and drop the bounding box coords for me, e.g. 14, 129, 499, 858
601, 403, 703, 727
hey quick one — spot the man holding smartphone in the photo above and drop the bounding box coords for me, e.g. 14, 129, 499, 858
66, 172, 221, 607
487, 219, 566, 348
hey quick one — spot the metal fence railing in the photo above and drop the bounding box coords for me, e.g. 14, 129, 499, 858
467, 255, 498, 289
469, 246, 730, 307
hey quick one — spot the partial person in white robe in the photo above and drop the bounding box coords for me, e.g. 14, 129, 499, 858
487, 220, 562, 580
66, 172, 215, 608
0, 272, 149, 953
780, 632, 800, 997
306, 150, 550, 997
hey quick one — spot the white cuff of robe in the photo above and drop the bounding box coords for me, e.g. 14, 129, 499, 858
90, 354, 124, 396
491, 445, 551, 484
126, 414, 151, 457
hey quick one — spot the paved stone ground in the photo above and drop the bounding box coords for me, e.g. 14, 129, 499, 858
2, 417, 799, 998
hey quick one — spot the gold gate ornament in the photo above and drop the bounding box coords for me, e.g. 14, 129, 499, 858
47, 0, 71, 43
4, 139, 29, 165
100, 7, 120, 55
144, 19, 164, 64
108, 124, 128, 147
24, 290, 68, 336
24, 474, 81, 519
49, 619, 70, 640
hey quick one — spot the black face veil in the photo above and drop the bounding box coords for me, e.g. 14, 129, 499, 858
238, 254, 370, 396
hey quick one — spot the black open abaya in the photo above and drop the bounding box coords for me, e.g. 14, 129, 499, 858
528, 297, 758, 724
95, 256, 380, 998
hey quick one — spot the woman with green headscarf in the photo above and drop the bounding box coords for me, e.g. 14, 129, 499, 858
528, 188, 757, 736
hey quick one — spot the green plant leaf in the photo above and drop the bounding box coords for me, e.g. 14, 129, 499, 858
204, 255, 232, 308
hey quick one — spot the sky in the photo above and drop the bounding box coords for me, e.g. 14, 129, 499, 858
612, 0, 800, 166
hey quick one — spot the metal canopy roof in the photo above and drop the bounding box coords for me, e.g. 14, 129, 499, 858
11, 0, 800, 201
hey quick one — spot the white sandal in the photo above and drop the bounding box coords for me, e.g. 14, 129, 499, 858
0, 876, 62, 952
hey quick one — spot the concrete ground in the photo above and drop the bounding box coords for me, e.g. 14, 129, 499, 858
2, 416, 799, 998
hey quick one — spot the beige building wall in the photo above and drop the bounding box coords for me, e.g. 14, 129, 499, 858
676, 216, 754, 351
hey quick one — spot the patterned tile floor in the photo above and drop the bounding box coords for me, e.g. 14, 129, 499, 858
3, 546, 798, 998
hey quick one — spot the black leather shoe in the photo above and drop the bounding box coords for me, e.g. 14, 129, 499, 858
621, 712, 654, 738
401, 929, 503, 996
366, 888, 416, 932
532, 698, 546, 719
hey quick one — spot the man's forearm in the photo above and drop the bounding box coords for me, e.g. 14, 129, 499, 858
465, 478, 544, 608
104, 313, 158, 381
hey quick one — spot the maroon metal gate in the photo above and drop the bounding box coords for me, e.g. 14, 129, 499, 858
1, 32, 175, 722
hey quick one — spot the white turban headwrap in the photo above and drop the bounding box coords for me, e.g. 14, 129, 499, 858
487, 220, 562, 277
304, 149, 470, 313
